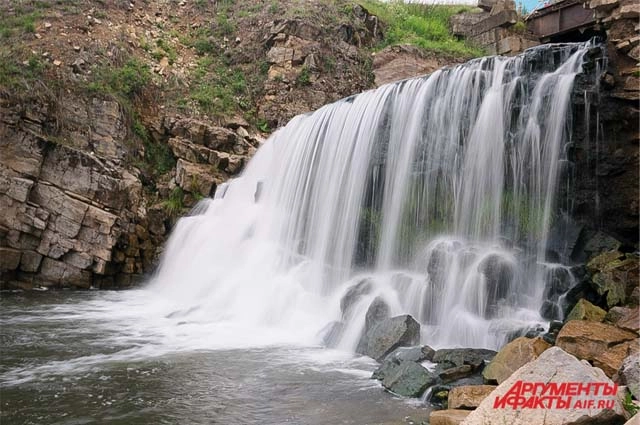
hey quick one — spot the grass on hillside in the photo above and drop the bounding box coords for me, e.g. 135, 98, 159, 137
358, 0, 484, 57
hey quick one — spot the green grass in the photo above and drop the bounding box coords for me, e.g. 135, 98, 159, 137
358, 0, 483, 57
163, 187, 185, 217
87, 58, 151, 99
188, 56, 249, 118
0, 11, 40, 38
0, 50, 49, 90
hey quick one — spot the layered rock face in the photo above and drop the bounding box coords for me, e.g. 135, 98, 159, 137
0, 0, 394, 289
0, 98, 154, 288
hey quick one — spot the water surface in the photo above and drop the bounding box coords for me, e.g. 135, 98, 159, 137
1, 291, 431, 425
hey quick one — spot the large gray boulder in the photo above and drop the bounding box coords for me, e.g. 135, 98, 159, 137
372, 345, 435, 380
432, 348, 497, 371
461, 347, 627, 425
355, 296, 391, 354
381, 361, 439, 397
358, 314, 420, 361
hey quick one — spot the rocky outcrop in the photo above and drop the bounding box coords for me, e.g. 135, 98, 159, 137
260, 5, 382, 127
0, 96, 260, 288
461, 347, 628, 425
0, 98, 156, 288
372, 45, 463, 86
482, 337, 551, 384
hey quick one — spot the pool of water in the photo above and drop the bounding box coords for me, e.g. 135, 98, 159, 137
0, 291, 432, 425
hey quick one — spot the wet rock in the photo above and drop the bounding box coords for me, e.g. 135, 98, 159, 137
381, 360, 438, 397
320, 321, 344, 348
556, 320, 636, 362
448, 385, 496, 410
432, 348, 497, 372
356, 296, 390, 353
483, 337, 552, 384
593, 339, 639, 378
566, 298, 607, 322
371, 344, 436, 381
339, 279, 372, 319
359, 314, 420, 361
461, 347, 627, 425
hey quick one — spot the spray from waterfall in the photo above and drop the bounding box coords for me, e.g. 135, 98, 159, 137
150, 43, 594, 351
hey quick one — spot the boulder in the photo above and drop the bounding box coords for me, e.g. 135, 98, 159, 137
387, 345, 436, 363
556, 320, 636, 361
619, 352, 639, 399
433, 348, 497, 371
448, 385, 497, 410
461, 347, 627, 425
587, 250, 624, 274
566, 299, 607, 322
372, 345, 436, 380
593, 339, 639, 378
483, 337, 551, 384
381, 361, 438, 397
430, 409, 471, 425
340, 279, 372, 319
605, 306, 640, 333
356, 296, 390, 354
359, 314, 420, 361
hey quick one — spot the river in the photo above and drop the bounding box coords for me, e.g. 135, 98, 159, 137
0, 290, 431, 425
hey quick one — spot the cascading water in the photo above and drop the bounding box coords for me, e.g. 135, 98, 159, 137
151, 43, 594, 352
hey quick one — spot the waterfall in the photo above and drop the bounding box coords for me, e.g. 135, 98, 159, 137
150, 43, 593, 351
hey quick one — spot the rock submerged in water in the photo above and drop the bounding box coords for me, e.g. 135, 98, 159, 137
357, 314, 420, 361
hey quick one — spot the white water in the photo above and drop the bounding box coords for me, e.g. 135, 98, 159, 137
150, 43, 591, 352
